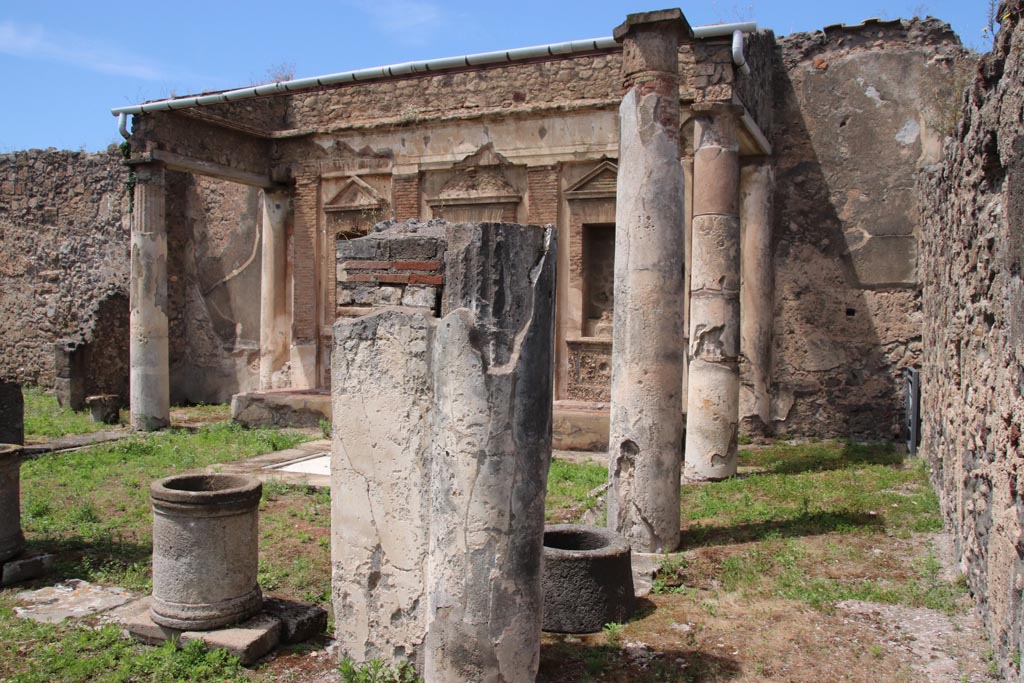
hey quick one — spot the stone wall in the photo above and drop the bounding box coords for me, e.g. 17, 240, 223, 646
0, 148, 129, 387
919, 2, 1024, 677
767, 18, 973, 438
0, 148, 261, 403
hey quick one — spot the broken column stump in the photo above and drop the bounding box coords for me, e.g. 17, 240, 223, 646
0, 444, 26, 563
331, 220, 556, 682
86, 394, 121, 425
0, 381, 24, 446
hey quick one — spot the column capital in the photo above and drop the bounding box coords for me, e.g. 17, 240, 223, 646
690, 101, 745, 120
129, 158, 165, 185
615, 9, 694, 86
613, 9, 693, 44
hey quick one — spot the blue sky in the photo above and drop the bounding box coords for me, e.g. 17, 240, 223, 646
0, 1, 995, 152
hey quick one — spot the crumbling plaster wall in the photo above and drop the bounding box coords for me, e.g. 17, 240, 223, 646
919, 2, 1024, 676
0, 147, 261, 403
769, 18, 973, 438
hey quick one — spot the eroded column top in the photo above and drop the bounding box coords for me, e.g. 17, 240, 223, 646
614, 8, 694, 81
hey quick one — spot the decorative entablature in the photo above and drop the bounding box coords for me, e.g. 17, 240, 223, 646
323, 176, 389, 237
427, 145, 523, 223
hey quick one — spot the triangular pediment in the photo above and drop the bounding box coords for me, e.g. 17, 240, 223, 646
453, 143, 513, 170
324, 176, 385, 212
566, 160, 618, 200
429, 168, 520, 207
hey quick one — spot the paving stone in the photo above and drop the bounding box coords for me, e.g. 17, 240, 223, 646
262, 596, 328, 643
123, 596, 283, 665
180, 614, 282, 665
120, 597, 184, 645
0, 552, 54, 586
14, 579, 136, 623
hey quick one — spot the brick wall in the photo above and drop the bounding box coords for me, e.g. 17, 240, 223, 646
527, 166, 559, 225
336, 223, 445, 317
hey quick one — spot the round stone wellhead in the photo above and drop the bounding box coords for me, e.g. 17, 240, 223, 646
150, 473, 263, 630
542, 523, 636, 634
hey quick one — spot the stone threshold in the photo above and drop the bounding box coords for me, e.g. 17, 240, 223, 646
205, 439, 332, 489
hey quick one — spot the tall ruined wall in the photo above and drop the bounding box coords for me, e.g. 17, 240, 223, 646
769, 18, 972, 438
166, 173, 263, 404
0, 148, 129, 387
0, 148, 261, 403
919, 2, 1024, 676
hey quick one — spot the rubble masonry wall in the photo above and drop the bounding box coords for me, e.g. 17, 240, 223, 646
919, 2, 1024, 676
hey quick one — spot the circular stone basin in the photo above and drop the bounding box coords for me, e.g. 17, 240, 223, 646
0, 444, 26, 563
150, 473, 263, 631
542, 524, 635, 634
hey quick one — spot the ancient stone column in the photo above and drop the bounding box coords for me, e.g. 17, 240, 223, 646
684, 104, 743, 480
739, 162, 774, 433
129, 162, 170, 431
331, 221, 556, 682
259, 189, 291, 390
607, 9, 691, 554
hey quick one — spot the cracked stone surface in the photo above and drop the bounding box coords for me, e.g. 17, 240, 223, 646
331, 221, 556, 682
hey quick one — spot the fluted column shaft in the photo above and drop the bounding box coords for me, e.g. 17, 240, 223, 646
129, 162, 169, 431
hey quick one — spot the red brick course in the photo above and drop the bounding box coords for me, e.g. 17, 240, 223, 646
393, 260, 441, 271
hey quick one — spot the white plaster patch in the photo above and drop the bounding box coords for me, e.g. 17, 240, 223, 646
895, 119, 921, 145
864, 85, 883, 107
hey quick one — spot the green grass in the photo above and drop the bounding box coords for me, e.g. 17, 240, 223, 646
0, 604, 247, 682
20, 422, 313, 591
681, 442, 942, 547
23, 387, 114, 440
545, 458, 607, 522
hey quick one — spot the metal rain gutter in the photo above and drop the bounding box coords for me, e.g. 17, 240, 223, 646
111, 21, 757, 120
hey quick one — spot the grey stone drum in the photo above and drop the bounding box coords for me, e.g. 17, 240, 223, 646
150, 473, 263, 630
542, 523, 636, 634
0, 444, 26, 563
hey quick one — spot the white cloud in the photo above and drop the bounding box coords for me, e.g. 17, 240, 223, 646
345, 0, 444, 43
0, 21, 166, 80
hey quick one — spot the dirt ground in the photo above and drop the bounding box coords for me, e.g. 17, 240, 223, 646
251, 532, 997, 683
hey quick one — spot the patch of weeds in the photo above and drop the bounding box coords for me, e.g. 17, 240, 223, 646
257, 558, 289, 592
652, 554, 689, 595
319, 418, 333, 439
261, 479, 293, 503
700, 600, 719, 617
339, 658, 423, 683
602, 622, 625, 647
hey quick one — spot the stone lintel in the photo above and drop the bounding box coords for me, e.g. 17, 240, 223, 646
613, 9, 693, 43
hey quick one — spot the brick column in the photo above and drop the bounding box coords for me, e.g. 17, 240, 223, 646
607, 9, 692, 554
527, 165, 559, 225
392, 173, 421, 221
259, 188, 291, 389
129, 162, 170, 431
684, 103, 743, 480
290, 174, 318, 388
